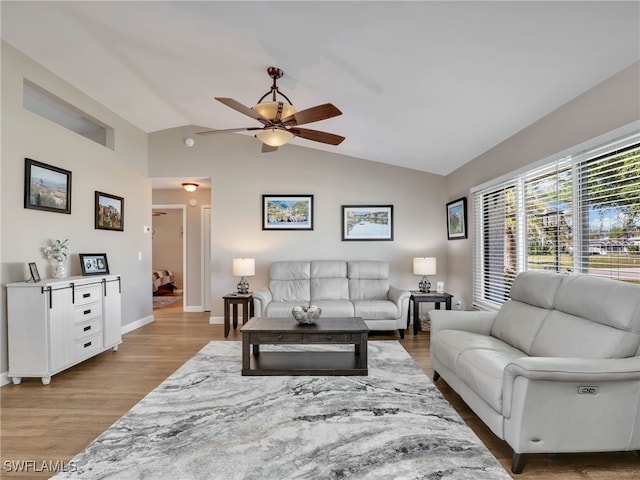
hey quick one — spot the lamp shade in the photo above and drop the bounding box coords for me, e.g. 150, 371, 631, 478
255, 128, 294, 147
413, 257, 436, 276
232, 258, 255, 277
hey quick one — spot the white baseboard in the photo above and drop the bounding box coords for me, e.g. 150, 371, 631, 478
121, 315, 154, 335
185, 306, 204, 313
0, 371, 11, 387
209, 316, 224, 324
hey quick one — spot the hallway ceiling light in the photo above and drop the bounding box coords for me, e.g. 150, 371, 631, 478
182, 183, 199, 192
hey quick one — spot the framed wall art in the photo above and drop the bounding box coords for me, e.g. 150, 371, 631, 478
342, 205, 393, 241
24, 158, 72, 214
95, 191, 124, 231
79, 253, 110, 275
262, 195, 314, 230
446, 197, 467, 240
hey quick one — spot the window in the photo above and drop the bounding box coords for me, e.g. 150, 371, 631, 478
473, 132, 640, 310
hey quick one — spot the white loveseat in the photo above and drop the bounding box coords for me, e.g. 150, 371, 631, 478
429, 271, 640, 473
252, 260, 410, 337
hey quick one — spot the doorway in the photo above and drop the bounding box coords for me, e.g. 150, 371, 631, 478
152, 204, 187, 312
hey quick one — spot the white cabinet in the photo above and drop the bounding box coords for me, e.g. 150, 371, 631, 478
7, 274, 122, 385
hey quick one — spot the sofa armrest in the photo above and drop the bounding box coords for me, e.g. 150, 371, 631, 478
252, 288, 272, 317
502, 356, 640, 418
388, 286, 411, 319
429, 310, 497, 337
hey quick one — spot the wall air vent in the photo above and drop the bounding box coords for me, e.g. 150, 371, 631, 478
22, 79, 114, 149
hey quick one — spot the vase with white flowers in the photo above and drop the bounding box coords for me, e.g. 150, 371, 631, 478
44, 239, 69, 279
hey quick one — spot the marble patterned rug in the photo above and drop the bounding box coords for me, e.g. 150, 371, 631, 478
52, 341, 511, 480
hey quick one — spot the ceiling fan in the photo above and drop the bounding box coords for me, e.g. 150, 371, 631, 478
197, 67, 345, 153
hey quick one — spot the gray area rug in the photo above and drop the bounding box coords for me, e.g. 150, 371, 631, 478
152, 295, 182, 309
52, 341, 510, 480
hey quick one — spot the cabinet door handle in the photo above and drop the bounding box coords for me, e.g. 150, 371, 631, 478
326, 335, 332, 340
83, 325, 91, 332
277, 334, 283, 340
83, 309, 91, 315
84, 341, 92, 348
83, 293, 91, 298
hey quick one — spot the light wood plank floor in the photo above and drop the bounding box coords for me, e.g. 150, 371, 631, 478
1, 304, 638, 479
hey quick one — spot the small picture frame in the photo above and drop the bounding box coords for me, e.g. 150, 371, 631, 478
24, 158, 72, 214
342, 205, 393, 241
95, 191, 124, 231
436, 281, 445, 294
27, 262, 41, 283
262, 195, 314, 230
79, 253, 110, 276
446, 197, 468, 240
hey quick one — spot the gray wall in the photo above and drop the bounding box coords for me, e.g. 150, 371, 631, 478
444, 61, 640, 309
148, 129, 449, 318
1, 42, 153, 377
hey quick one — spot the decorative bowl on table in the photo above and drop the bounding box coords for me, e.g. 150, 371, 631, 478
292, 305, 322, 324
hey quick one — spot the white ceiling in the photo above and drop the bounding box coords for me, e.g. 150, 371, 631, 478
2, 1, 639, 176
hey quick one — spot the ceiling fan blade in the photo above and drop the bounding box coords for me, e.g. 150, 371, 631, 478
290, 127, 345, 146
261, 143, 278, 153
215, 97, 271, 125
281, 103, 342, 126
197, 127, 262, 135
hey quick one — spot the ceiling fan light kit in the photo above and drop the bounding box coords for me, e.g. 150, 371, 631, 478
198, 67, 344, 152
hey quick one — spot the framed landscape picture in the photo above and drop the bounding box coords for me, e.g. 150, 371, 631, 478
95, 191, 124, 231
24, 158, 72, 214
342, 205, 393, 241
446, 197, 467, 240
79, 253, 110, 276
262, 195, 314, 230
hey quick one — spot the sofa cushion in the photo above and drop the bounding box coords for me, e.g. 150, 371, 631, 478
310, 261, 349, 301
433, 330, 526, 377
353, 300, 399, 320
553, 274, 640, 333
491, 300, 550, 355
312, 300, 354, 318
265, 301, 303, 318
509, 270, 565, 309
269, 261, 310, 302
529, 310, 640, 358
348, 261, 390, 300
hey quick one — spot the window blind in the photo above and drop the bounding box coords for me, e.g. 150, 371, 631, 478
472, 132, 640, 310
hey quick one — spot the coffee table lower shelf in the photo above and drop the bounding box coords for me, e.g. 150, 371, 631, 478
242, 351, 367, 376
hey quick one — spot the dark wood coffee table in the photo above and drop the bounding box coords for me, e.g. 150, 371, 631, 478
240, 317, 369, 376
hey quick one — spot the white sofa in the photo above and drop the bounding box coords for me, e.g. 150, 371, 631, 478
252, 260, 410, 337
429, 271, 640, 473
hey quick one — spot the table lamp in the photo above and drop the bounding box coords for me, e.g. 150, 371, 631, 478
413, 257, 436, 293
232, 258, 255, 294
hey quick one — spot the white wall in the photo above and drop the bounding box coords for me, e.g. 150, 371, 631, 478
148, 128, 449, 317
0, 42, 153, 376
444, 61, 640, 309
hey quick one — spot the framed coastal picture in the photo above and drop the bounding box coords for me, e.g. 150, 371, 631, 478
342, 205, 393, 241
24, 158, 72, 214
446, 197, 467, 240
79, 253, 110, 276
262, 195, 314, 230
95, 191, 124, 231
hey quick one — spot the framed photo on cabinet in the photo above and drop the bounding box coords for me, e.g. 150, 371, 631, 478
79, 253, 110, 276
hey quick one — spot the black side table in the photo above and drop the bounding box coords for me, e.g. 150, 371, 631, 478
223, 293, 254, 337
408, 291, 453, 335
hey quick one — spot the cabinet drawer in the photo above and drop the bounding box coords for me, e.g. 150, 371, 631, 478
74, 285, 102, 306
75, 334, 103, 360
74, 302, 102, 323
253, 333, 303, 343
306, 333, 354, 343
74, 318, 102, 340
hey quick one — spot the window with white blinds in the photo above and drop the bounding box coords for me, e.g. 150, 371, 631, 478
472, 132, 640, 310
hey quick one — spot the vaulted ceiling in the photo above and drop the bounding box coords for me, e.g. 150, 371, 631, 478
2, 1, 639, 175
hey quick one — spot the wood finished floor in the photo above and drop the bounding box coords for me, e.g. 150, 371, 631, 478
1, 304, 638, 479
